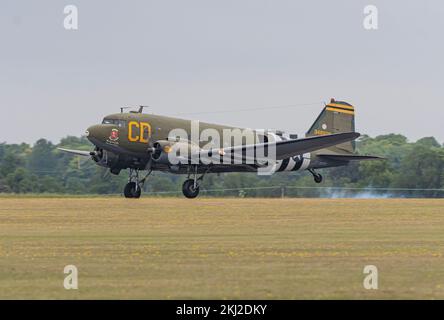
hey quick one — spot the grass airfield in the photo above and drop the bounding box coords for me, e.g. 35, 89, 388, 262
0, 197, 443, 299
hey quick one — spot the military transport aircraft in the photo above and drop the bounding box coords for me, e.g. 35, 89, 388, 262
59, 99, 381, 198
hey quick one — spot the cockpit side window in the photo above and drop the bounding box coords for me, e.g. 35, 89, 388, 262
102, 119, 114, 125
102, 119, 126, 128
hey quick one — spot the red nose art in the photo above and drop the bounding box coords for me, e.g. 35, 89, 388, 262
110, 129, 119, 140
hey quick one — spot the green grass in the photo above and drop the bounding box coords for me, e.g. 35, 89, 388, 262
0, 198, 443, 299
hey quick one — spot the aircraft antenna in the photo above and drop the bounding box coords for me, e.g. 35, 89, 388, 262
138, 105, 151, 113
120, 107, 132, 113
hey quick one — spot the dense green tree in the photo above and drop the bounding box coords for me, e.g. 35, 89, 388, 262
5, 168, 38, 193
28, 139, 58, 176
0, 152, 25, 178
147, 175, 177, 193
416, 137, 441, 148
37, 176, 63, 193
356, 160, 394, 188
392, 145, 444, 197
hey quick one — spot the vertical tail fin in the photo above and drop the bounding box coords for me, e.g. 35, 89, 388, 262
306, 99, 356, 153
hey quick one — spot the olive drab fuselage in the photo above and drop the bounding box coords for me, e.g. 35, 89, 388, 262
85, 108, 356, 174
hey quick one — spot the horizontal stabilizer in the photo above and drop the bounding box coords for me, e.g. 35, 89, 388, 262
317, 154, 384, 161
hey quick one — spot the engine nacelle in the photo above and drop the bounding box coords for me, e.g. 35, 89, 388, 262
91, 147, 120, 168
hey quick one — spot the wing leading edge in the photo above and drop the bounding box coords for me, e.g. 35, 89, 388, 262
57, 148, 91, 157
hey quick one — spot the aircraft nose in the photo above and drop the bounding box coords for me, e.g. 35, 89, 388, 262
85, 125, 104, 142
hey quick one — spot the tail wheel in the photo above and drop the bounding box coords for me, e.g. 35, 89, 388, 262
182, 179, 200, 199
124, 182, 141, 199
314, 174, 323, 184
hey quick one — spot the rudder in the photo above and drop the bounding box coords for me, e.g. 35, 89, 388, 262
306, 99, 356, 152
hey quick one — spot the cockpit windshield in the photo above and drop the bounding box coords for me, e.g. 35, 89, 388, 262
102, 118, 126, 127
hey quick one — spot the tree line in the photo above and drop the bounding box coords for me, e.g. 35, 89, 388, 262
0, 134, 443, 197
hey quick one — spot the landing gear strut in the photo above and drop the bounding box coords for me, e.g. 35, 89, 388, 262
308, 169, 323, 184
182, 166, 209, 199
124, 168, 152, 199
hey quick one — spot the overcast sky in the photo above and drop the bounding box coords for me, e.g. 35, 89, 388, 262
1, 0, 443, 144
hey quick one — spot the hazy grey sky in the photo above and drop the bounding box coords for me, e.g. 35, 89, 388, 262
1, 0, 443, 144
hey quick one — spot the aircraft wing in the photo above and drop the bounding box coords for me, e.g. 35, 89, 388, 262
208, 132, 360, 162
57, 147, 91, 157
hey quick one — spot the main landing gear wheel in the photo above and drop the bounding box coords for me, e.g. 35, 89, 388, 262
123, 168, 152, 199
182, 165, 211, 199
182, 179, 200, 199
124, 182, 141, 198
